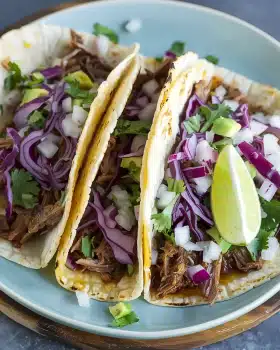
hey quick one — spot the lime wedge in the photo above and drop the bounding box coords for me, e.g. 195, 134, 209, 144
211, 145, 261, 245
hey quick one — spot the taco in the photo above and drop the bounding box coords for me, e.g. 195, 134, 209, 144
54, 50, 184, 301
142, 53, 280, 306
0, 23, 139, 268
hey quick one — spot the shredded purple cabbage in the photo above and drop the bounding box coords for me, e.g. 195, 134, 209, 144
40, 66, 63, 80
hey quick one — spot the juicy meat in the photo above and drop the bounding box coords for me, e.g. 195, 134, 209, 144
224, 85, 247, 104
156, 241, 196, 298
27, 201, 64, 237
200, 256, 222, 303
0, 137, 13, 149
0, 215, 10, 239
76, 258, 115, 273
8, 213, 32, 245
96, 136, 118, 184
195, 80, 212, 102
221, 247, 263, 274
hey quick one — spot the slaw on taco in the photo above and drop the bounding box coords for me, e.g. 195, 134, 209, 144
142, 53, 280, 306
54, 50, 181, 301
0, 23, 139, 268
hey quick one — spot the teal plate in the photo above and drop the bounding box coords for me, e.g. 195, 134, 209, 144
1, 0, 280, 340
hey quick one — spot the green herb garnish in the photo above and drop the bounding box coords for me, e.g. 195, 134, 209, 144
81, 236, 92, 258
205, 55, 219, 65
11, 169, 40, 209
199, 104, 231, 132
183, 114, 201, 134
169, 41, 185, 56
113, 120, 152, 136
4, 61, 26, 91
28, 110, 46, 129
93, 23, 119, 44
65, 80, 96, 105
166, 178, 185, 194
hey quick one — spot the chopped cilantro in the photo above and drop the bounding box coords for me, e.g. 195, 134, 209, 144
59, 191, 67, 205
205, 55, 219, 65
247, 229, 274, 261
65, 80, 96, 104
166, 178, 185, 194
93, 23, 119, 44
183, 114, 201, 134
113, 119, 151, 136
81, 236, 92, 258
4, 61, 26, 91
152, 195, 179, 244
11, 169, 40, 209
28, 110, 46, 129
200, 104, 231, 132
169, 41, 185, 56
112, 311, 139, 328
24, 72, 45, 87
126, 183, 141, 206
260, 198, 280, 232
124, 161, 141, 182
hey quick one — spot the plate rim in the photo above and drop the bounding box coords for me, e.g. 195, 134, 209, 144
1, 0, 280, 340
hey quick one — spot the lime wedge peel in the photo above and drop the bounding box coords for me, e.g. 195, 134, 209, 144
211, 145, 261, 245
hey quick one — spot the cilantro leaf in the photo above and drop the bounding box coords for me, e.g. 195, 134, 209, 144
65, 80, 96, 104
155, 56, 163, 63
11, 169, 40, 209
166, 178, 185, 194
200, 104, 231, 132
113, 120, 151, 136
112, 311, 139, 328
4, 61, 26, 91
81, 236, 92, 258
205, 55, 219, 65
93, 23, 119, 44
125, 183, 140, 206
127, 264, 134, 276
260, 198, 280, 231
183, 114, 201, 134
125, 161, 141, 182
28, 111, 46, 129
152, 195, 179, 244
247, 229, 274, 261
169, 41, 185, 56
24, 72, 45, 88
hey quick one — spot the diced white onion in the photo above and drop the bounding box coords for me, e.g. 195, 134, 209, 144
72, 105, 88, 126
183, 241, 203, 252
37, 139, 59, 159
214, 85, 227, 101
131, 135, 147, 153
125, 18, 142, 33
62, 97, 72, 113
18, 126, 29, 138
157, 191, 176, 210
263, 134, 280, 156
269, 115, 280, 128
206, 130, 214, 143
197, 241, 222, 263
142, 79, 159, 98
156, 184, 168, 198
261, 237, 279, 261
96, 35, 110, 57
250, 120, 268, 136
175, 226, 190, 247
109, 186, 131, 209
42, 133, 61, 145
115, 208, 136, 231
233, 128, 254, 145
223, 99, 239, 111
76, 291, 90, 308
62, 117, 81, 138
151, 249, 158, 265
258, 179, 277, 201
195, 140, 217, 164
164, 168, 172, 181
252, 112, 269, 124
193, 176, 212, 195
134, 205, 140, 221
138, 102, 157, 121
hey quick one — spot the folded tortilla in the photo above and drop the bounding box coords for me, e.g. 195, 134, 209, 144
142, 53, 280, 306
55, 53, 170, 301
0, 23, 139, 268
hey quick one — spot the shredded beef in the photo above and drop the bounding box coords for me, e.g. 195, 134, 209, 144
221, 247, 263, 274
76, 258, 115, 273
195, 80, 212, 102
200, 256, 222, 303
8, 212, 32, 245
224, 85, 248, 104
0, 215, 10, 239
96, 136, 118, 184
27, 201, 63, 238
0, 137, 13, 149
155, 241, 197, 298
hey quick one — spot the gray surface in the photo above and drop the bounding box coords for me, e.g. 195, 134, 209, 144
1, 0, 280, 349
